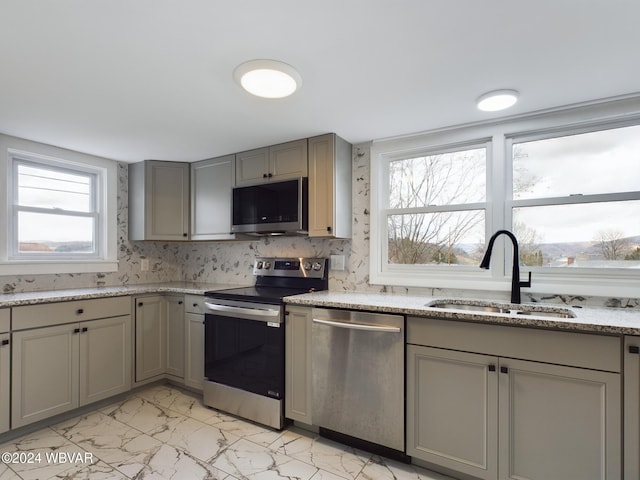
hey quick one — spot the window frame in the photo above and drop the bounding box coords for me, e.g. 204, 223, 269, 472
0, 135, 118, 275
8, 155, 103, 260
370, 98, 640, 297
378, 138, 492, 274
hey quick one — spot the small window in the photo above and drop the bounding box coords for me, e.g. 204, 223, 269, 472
10, 159, 100, 258
511, 124, 640, 269
385, 145, 487, 266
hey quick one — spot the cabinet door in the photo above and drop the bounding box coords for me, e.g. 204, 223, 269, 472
185, 312, 204, 390
285, 306, 313, 424
79, 315, 132, 406
146, 161, 190, 240
498, 358, 621, 480
308, 133, 352, 238
407, 345, 498, 480
270, 139, 308, 181
625, 336, 640, 480
236, 147, 269, 185
166, 296, 185, 379
135, 296, 166, 382
191, 155, 235, 240
0, 333, 10, 434
12, 324, 80, 428
308, 134, 334, 237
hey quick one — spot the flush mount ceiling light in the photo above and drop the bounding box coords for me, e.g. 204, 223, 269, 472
476, 89, 519, 112
233, 59, 302, 99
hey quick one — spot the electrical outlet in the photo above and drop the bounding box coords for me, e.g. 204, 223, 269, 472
140, 258, 149, 271
330, 255, 346, 271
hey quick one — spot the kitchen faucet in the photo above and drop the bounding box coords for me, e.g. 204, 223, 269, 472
479, 229, 532, 304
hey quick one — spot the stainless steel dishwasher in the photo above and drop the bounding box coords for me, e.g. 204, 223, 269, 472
311, 308, 406, 458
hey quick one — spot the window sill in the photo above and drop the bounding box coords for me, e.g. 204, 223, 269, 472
0, 260, 119, 276
371, 267, 640, 299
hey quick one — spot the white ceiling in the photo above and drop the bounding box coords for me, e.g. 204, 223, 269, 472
1, 0, 639, 163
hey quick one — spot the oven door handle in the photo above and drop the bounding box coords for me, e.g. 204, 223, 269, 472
312, 318, 401, 333
204, 302, 281, 320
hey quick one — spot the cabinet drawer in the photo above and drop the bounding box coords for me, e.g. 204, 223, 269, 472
0, 308, 8, 332
184, 295, 204, 314
13, 296, 131, 330
407, 316, 621, 373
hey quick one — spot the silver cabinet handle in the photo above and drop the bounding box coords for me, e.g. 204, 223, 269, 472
312, 318, 401, 333
204, 302, 280, 318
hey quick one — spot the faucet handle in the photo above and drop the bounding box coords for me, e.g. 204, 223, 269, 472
520, 271, 532, 288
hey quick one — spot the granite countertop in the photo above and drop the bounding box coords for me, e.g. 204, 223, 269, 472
3, 285, 640, 335
285, 290, 640, 335
0, 282, 243, 307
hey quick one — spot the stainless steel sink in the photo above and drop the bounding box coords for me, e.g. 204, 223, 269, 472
513, 310, 575, 319
428, 303, 505, 313
426, 300, 576, 319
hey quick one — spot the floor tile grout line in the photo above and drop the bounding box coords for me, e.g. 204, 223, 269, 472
4, 383, 419, 480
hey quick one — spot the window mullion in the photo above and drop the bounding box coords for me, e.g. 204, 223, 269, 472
14, 205, 96, 218
385, 202, 487, 216
511, 191, 640, 208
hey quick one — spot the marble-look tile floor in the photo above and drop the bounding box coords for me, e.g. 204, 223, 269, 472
0, 384, 455, 480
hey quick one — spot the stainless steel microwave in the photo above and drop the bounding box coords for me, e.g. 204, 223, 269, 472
231, 177, 308, 235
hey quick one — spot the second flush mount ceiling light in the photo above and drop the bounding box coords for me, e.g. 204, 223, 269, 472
234, 59, 302, 99
476, 89, 519, 112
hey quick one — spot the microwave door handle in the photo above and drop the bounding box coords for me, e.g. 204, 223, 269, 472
312, 317, 401, 333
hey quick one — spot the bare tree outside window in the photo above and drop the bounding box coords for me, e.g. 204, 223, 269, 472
594, 229, 630, 260
387, 148, 486, 265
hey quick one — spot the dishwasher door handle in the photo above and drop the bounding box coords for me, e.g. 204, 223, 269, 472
312, 317, 401, 333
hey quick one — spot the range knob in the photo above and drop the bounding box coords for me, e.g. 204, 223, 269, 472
312, 261, 323, 271
263, 261, 272, 270
256, 261, 263, 269
303, 261, 312, 271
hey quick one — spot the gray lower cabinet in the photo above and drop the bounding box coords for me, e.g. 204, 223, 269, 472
407, 345, 498, 479
625, 335, 640, 480
184, 295, 205, 390
134, 295, 166, 382
498, 357, 620, 480
0, 308, 10, 434
165, 296, 185, 379
12, 314, 131, 429
407, 317, 622, 480
135, 294, 187, 384
284, 305, 313, 424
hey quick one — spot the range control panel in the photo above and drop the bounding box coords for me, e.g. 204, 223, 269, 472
253, 257, 327, 278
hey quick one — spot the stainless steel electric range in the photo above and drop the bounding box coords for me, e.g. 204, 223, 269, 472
203, 257, 328, 429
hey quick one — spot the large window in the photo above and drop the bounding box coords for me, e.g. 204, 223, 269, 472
370, 100, 640, 296
0, 135, 117, 275
510, 124, 640, 269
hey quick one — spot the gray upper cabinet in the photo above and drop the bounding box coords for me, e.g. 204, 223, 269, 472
236, 139, 308, 186
129, 160, 190, 241
308, 133, 352, 238
191, 155, 235, 240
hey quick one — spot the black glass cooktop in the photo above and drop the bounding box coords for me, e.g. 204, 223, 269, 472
205, 286, 314, 304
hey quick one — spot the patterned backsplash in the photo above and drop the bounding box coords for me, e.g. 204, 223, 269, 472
1, 149, 638, 310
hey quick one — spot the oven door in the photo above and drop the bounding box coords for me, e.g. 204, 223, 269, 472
204, 299, 284, 399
